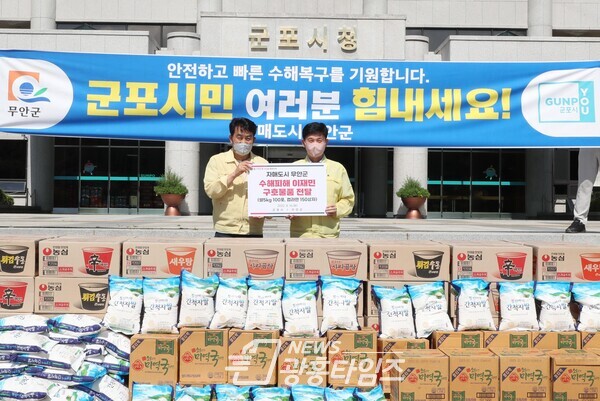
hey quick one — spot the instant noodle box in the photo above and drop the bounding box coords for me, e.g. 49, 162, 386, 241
389, 349, 449, 401
531, 331, 580, 350
549, 349, 600, 401
122, 237, 204, 278
34, 276, 109, 313
484, 331, 531, 352
527, 242, 600, 282
178, 328, 228, 385
494, 349, 551, 401
38, 237, 124, 277
378, 338, 430, 393
445, 241, 533, 282
227, 329, 279, 386
444, 349, 499, 401
285, 238, 368, 280
0, 277, 33, 312
432, 331, 484, 351
327, 329, 377, 387
365, 280, 449, 317
204, 238, 285, 279
130, 334, 178, 391
0, 236, 46, 276
366, 240, 450, 281
278, 337, 328, 387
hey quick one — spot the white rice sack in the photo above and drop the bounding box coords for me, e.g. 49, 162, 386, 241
132, 383, 173, 401
535, 281, 575, 331
29, 360, 106, 386
47, 332, 85, 345
81, 352, 129, 375
175, 384, 212, 401
209, 277, 248, 329
81, 330, 130, 360
141, 276, 181, 334
573, 283, 600, 331
407, 281, 453, 338
251, 386, 290, 401
103, 276, 143, 335
0, 314, 48, 333
356, 385, 386, 401
215, 384, 251, 401
72, 375, 129, 401
282, 281, 319, 337
178, 272, 219, 328
48, 314, 103, 338
498, 281, 539, 331
320, 275, 361, 334
372, 285, 415, 339
0, 362, 31, 380
0, 376, 55, 401
245, 277, 284, 330
452, 278, 496, 331
15, 343, 86, 371
0, 331, 57, 355
47, 383, 94, 401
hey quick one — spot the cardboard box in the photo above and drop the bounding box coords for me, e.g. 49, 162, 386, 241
581, 332, 600, 349
446, 241, 533, 282
327, 329, 377, 387
378, 338, 430, 393
179, 328, 228, 385
38, 237, 124, 277
129, 334, 178, 390
367, 240, 450, 281
227, 329, 279, 386
0, 236, 45, 276
122, 237, 204, 278
366, 280, 449, 317
494, 349, 551, 401
484, 331, 531, 351
445, 349, 499, 401
286, 239, 368, 280
389, 349, 449, 401
34, 276, 109, 313
204, 238, 285, 279
278, 337, 327, 387
531, 331, 580, 350
450, 282, 499, 318
549, 349, 600, 401
0, 277, 34, 312
528, 242, 600, 282
432, 331, 484, 351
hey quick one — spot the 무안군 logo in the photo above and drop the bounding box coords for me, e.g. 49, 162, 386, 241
8, 70, 50, 103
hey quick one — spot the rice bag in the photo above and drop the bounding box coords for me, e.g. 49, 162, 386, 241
320, 275, 361, 333
132, 383, 173, 401
372, 285, 415, 338
16, 343, 86, 371
47, 331, 85, 345
81, 330, 130, 360
573, 282, 600, 331
103, 276, 143, 335
48, 314, 103, 338
0, 376, 55, 401
47, 383, 94, 401
356, 385, 386, 401
291, 385, 325, 401
175, 384, 212, 401
452, 278, 496, 331
29, 360, 106, 385
178, 272, 219, 328
141, 276, 181, 334
0, 362, 34, 380
407, 282, 453, 338
89, 353, 130, 375
535, 281, 575, 331
282, 281, 319, 337
72, 375, 129, 401
0, 331, 57, 354
498, 281, 539, 331
209, 277, 248, 329
245, 277, 284, 330
215, 384, 251, 401
251, 386, 290, 401
0, 314, 48, 333
324, 387, 356, 401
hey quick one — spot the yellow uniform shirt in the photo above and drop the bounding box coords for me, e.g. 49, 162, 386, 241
290, 156, 355, 238
204, 149, 268, 235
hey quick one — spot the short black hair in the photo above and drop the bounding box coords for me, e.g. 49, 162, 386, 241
229, 117, 258, 136
302, 122, 328, 139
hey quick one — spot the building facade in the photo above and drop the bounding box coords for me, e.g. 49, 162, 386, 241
0, 0, 598, 218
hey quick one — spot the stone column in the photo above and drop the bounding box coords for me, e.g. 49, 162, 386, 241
31, 0, 56, 30
528, 0, 552, 37
393, 36, 429, 217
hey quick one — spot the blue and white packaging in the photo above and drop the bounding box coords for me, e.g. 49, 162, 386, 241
324, 387, 356, 401
245, 277, 284, 330
0, 314, 48, 333
178, 272, 219, 328
356, 385, 386, 401
209, 277, 248, 329
132, 383, 173, 401
175, 384, 212, 401
48, 314, 103, 338
452, 278, 496, 331
498, 281, 539, 331
251, 386, 290, 401
290, 385, 325, 401
215, 384, 251, 401
282, 281, 319, 337
573, 282, 600, 331
103, 276, 143, 335
0, 375, 54, 401
407, 282, 453, 338
141, 276, 181, 334
320, 275, 361, 333
372, 285, 415, 338
535, 281, 575, 331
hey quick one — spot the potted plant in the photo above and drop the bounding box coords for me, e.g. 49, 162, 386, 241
0, 189, 14, 208
154, 169, 188, 216
396, 177, 430, 219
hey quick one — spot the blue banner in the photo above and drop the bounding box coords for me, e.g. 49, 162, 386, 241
0, 49, 599, 147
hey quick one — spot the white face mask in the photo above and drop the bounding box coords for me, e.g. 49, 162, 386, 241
305, 142, 326, 160
232, 142, 252, 156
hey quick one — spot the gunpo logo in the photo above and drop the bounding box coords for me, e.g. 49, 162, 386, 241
522, 68, 600, 137
0, 57, 73, 129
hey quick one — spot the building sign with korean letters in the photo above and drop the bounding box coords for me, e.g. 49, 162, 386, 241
1, 49, 600, 147
248, 163, 327, 217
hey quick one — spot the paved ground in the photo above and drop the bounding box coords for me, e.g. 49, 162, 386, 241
0, 214, 598, 244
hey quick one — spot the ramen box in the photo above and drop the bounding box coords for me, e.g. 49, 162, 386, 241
34, 276, 109, 313
367, 240, 450, 281
527, 242, 600, 282
278, 337, 328, 387
494, 349, 551, 401
122, 237, 204, 278
178, 328, 228, 385
365, 280, 450, 317
0, 277, 34, 312
130, 334, 179, 390
285, 239, 368, 280
549, 349, 600, 401
227, 329, 279, 385
446, 241, 533, 282
389, 349, 449, 401
327, 329, 377, 387
0, 236, 46, 277
204, 238, 285, 279
444, 349, 499, 401
38, 237, 124, 277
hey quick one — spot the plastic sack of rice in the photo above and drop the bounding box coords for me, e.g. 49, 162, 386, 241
15, 342, 86, 372
282, 280, 319, 337
535, 281, 575, 331
47, 383, 93, 401
175, 384, 212, 401
291, 385, 325, 401
251, 386, 290, 401
320, 275, 361, 333
72, 374, 129, 401
132, 383, 173, 401
48, 314, 103, 338
372, 285, 415, 339
356, 385, 386, 401
0, 376, 54, 401
215, 384, 250, 401
141, 276, 181, 334
452, 278, 496, 331
103, 276, 143, 335
0, 314, 48, 333
29, 360, 106, 386
0, 331, 57, 355
498, 281, 539, 331
178, 272, 219, 328
324, 387, 356, 401
572, 282, 600, 331
81, 330, 131, 360
245, 277, 284, 330
209, 277, 248, 329
407, 281, 453, 338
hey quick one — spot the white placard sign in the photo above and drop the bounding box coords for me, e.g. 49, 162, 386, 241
248, 163, 327, 217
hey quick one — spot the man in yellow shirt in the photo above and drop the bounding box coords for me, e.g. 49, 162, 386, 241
289, 122, 355, 238
204, 117, 268, 237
